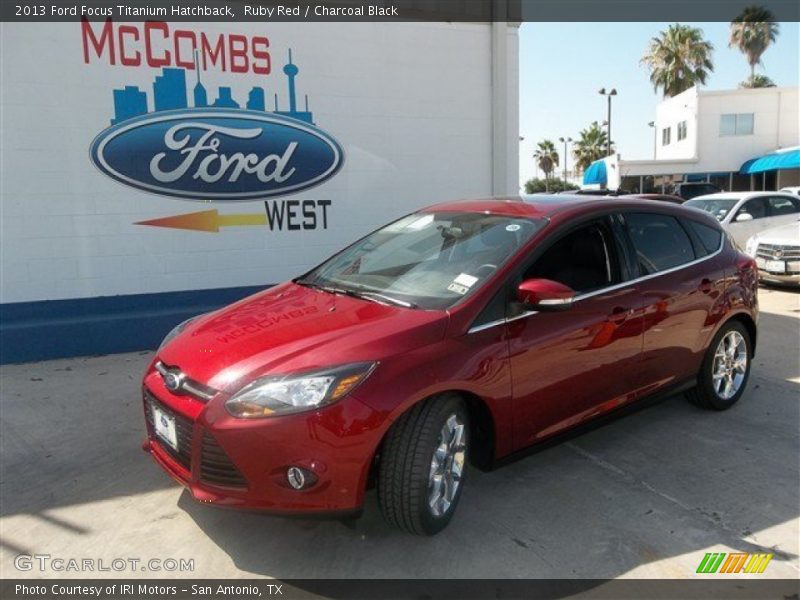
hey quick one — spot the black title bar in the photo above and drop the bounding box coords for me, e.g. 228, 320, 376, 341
2, 0, 799, 22
3, 579, 800, 600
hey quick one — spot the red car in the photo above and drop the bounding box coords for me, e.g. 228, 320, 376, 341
143, 196, 758, 535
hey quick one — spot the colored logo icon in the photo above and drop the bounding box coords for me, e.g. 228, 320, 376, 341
696, 552, 773, 574
89, 50, 343, 201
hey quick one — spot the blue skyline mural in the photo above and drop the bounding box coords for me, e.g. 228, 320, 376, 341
110, 49, 313, 125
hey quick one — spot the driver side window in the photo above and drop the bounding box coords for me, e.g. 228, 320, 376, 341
735, 197, 769, 221
524, 220, 620, 294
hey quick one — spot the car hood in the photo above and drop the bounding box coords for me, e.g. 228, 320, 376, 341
158, 282, 449, 392
751, 221, 800, 246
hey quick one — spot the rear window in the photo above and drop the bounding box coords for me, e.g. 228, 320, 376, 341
685, 219, 723, 256
625, 213, 696, 274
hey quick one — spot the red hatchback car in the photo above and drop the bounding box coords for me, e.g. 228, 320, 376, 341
143, 196, 758, 535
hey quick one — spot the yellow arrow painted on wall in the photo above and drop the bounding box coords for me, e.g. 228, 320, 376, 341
135, 210, 268, 233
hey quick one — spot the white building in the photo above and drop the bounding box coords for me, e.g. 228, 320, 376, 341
0, 21, 519, 363
585, 85, 800, 193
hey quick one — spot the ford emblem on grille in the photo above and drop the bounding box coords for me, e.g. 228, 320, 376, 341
773, 249, 784, 259
163, 370, 183, 392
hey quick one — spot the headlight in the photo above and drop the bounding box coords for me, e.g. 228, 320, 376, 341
745, 237, 759, 258
225, 362, 377, 418
158, 316, 199, 350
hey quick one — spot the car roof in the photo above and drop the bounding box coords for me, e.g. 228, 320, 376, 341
421, 195, 717, 224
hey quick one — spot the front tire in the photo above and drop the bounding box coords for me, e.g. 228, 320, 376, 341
377, 394, 468, 535
687, 320, 752, 410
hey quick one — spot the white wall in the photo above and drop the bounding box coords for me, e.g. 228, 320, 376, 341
695, 87, 799, 172
654, 87, 698, 162
1, 21, 518, 304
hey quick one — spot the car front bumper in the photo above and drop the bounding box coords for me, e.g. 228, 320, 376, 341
758, 269, 800, 286
141, 368, 387, 515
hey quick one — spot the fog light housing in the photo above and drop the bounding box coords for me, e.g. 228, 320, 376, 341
286, 466, 316, 490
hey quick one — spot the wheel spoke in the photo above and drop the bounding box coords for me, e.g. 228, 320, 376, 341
426, 412, 467, 518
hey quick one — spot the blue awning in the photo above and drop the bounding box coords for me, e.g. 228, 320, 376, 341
740, 149, 800, 174
583, 160, 607, 185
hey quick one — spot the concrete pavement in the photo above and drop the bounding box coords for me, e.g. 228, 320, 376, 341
1, 288, 798, 580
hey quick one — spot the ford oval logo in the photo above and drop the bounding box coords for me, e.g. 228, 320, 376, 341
89, 109, 344, 200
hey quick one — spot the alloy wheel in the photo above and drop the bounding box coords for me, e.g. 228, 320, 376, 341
428, 413, 466, 517
712, 330, 748, 400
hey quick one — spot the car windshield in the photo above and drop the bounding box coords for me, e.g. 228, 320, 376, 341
298, 211, 545, 310
685, 197, 739, 222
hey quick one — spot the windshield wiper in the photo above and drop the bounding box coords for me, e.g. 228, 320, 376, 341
295, 279, 350, 296
296, 279, 416, 308
351, 291, 417, 309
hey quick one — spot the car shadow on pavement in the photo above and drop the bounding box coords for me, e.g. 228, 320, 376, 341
178, 309, 799, 580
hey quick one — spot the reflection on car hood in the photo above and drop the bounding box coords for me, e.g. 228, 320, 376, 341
751, 221, 800, 246
158, 282, 448, 391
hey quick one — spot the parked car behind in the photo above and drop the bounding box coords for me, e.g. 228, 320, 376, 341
684, 191, 800, 247
556, 188, 621, 196
144, 196, 758, 535
670, 182, 722, 200
745, 221, 800, 286
780, 186, 800, 197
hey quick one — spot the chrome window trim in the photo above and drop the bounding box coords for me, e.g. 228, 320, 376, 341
467, 226, 724, 335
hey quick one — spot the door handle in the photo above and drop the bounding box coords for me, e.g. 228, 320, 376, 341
608, 306, 631, 324
698, 278, 713, 293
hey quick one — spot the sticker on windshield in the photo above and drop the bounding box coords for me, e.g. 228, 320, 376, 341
506, 224, 521, 232
454, 273, 478, 288
447, 283, 469, 295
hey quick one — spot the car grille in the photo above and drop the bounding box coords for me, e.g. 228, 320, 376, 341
200, 433, 248, 489
756, 243, 800, 261
144, 389, 194, 470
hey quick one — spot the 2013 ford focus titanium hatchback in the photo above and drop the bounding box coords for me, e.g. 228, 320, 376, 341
143, 196, 758, 535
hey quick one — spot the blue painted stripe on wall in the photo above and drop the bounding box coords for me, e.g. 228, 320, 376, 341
0, 285, 268, 365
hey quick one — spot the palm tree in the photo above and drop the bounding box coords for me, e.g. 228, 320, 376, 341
740, 74, 776, 88
572, 122, 612, 174
730, 5, 780, 85
533, 140, 559, 191
640, 24, 714, 98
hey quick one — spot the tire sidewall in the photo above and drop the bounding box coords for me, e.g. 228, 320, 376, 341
701, 321, 752, 410
418, 397, 469, 535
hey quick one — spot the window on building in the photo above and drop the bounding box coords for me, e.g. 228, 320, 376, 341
677, 121, 688, 141
720, 113, 754, 136
661, 127, 671, 146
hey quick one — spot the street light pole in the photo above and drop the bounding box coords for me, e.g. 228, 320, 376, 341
598, 87, 617, 156
648, 121, 656, 159
558, 136, 572, 184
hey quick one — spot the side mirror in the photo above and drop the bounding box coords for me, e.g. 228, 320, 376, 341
736, 212, 754, 222
517, 279, 576, 311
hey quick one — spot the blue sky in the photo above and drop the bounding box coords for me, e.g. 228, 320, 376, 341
518, 21, 800, 186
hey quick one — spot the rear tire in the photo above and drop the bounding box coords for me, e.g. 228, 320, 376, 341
377, 394, 468, 535
687, 320, 752, 410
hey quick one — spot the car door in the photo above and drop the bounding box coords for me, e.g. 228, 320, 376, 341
728, 196, 770, 246
623, 211, 727, 396
507, 214, 645, 448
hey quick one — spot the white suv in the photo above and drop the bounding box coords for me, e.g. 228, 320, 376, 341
684, 191, 800, 247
